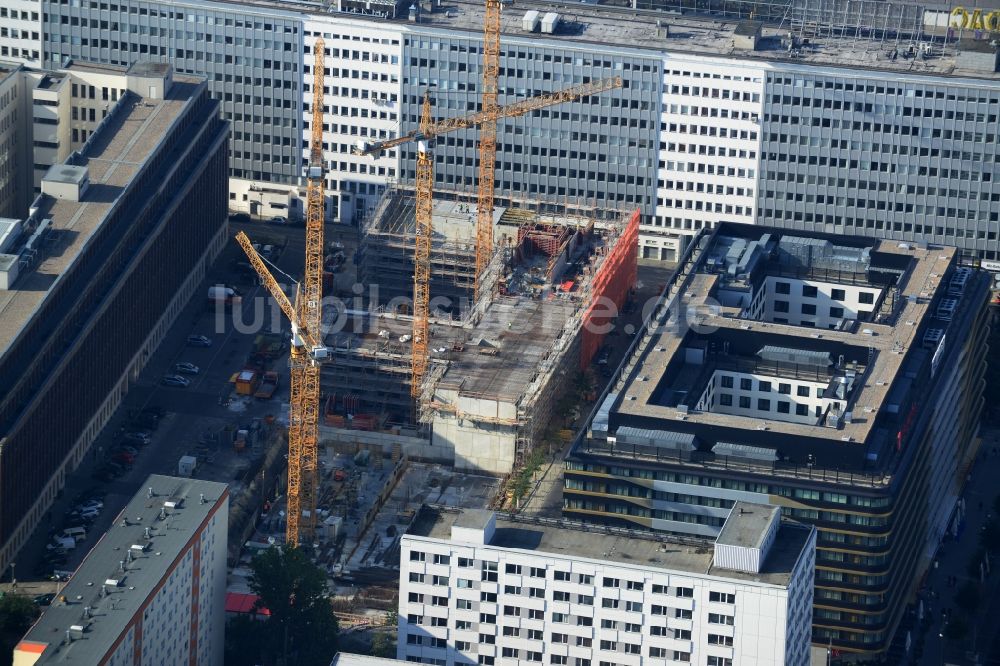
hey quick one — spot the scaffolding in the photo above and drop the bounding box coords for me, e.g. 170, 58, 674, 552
331, 188, 637, 473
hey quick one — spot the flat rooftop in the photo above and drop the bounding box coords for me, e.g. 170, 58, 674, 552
716, 502, 780, 550
616, 230, 957, 444
0, 73, 202, 356
585, 222, 990, 486
408, 505, 813, 587
16, 475, 229, 664
332, 654, 410, 666
207, 0, 999, 82
428, 0, 1000, 81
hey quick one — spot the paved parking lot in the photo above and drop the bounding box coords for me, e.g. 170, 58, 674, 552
14, 219, 355, 584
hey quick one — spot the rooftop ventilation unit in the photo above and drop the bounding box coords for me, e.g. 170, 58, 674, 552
936, 298, 957, 321
923, 328, 944, 349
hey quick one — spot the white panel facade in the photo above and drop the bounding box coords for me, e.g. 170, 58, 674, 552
303, 17, 402, 225
646, 56, 764, 262
0, 0, 43, 65
398, 528, 814, 666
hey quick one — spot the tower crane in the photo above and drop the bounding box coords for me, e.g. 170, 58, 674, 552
353, 77, 622, 158
236, 38, 328, 546
475, 0, 502, 302
411, 92, 434, 399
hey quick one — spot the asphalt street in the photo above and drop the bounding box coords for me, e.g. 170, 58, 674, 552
10, 219, 345, 585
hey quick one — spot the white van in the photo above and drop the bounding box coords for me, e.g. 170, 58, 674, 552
61, 527, 87, 542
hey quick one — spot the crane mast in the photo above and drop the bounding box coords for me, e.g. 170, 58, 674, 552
412, 93, 434, 400
236, 40, 328, 546
288, 37, 328, 545
475, 0, 502, 302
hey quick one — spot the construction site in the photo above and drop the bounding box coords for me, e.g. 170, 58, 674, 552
322, 188, 639, 476
229, 4, 638, 552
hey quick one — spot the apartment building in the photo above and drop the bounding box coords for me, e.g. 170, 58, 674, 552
564, 222, 990, 653
0, 62, 229, 574
39, 0, 1000, 257
399, 503, 816, 666
13, 476, 229, 665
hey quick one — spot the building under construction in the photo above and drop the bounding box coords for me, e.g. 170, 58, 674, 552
320, 186, 638, 475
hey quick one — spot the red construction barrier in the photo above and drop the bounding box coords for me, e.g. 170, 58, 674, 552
580, 208, 639, 370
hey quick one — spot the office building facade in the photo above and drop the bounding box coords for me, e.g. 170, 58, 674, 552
14, 476, 229, 665
40, 0, 1000, 261
399, 504, 816, 666
564, 223, 989, 653
0, 62, 229, 573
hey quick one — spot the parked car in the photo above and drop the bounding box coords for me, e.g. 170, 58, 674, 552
186, 334, 213, 347
114, 444, 139, 456
112, 451, 136, 466
229, 213, 251, 223
173, 362, 200, 375
123, 431, 151, 445
161, 374, 191, 388
269, 216, 288, 225
76, 500, 103, 512
33, 593, 55, 606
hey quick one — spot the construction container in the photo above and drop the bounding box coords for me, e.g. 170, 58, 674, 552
541, 12, 560, 33
178, 455, 197, 478
233, 370, 260, 395
522, 9, 540, 31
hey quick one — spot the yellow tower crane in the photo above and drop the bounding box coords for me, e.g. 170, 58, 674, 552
236, 38, 328, 546
475, 0, 502, 302
411, 92, 434, 399
352, 78, 621, 158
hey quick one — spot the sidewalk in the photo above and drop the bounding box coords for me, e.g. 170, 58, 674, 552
911, 428, 1000, 666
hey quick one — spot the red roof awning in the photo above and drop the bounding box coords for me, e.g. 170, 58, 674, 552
225, 592, 271, 616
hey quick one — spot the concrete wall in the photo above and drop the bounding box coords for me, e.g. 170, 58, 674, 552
319, 424, 453, 465
432, 415, 516, 475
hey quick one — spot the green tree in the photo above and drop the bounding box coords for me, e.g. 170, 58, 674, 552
0, 594, 40, 666
370, 630, 395, 658
224, 614, 266, 666
245, 544, 339, 666
955, 581, 981, 613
